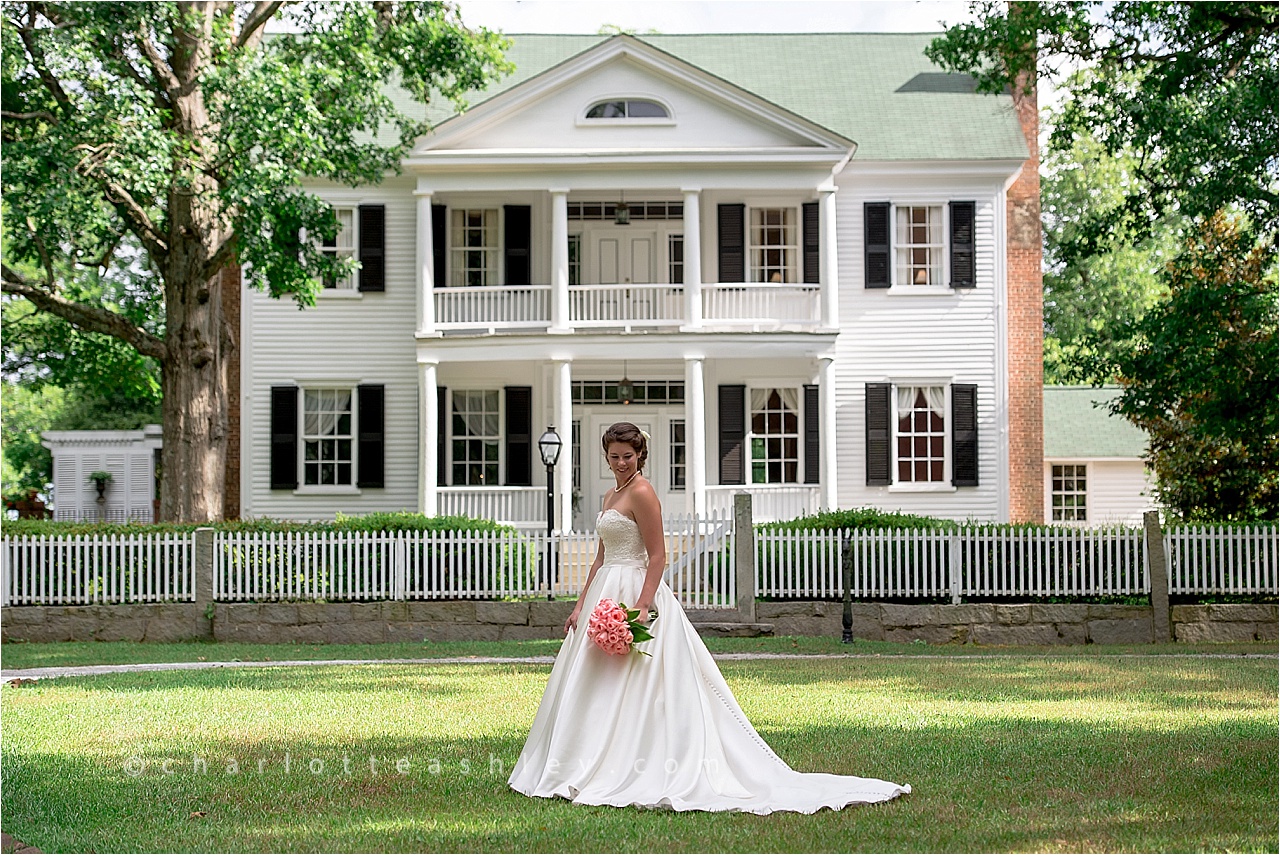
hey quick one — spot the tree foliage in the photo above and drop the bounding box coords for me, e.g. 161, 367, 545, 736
0, 1, 511, 521
1041, 117, 1178, 384
1109, 214, 1278, 521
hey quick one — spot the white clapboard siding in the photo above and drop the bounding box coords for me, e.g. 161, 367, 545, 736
831, 172, 1006, 521
243, 176, 421, 519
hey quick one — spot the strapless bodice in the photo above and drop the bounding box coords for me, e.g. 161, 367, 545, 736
596, 508, 648, 566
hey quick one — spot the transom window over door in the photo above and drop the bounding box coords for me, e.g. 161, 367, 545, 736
302, 389, 353, 486
750, 388, 799, 483
450, 209, 498, 287
750, 208, 796, 283
895, 206, 943, 286
451, 390, 500, 485
897, 387, 945, 483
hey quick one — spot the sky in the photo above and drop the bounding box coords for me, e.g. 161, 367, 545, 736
452, 1, 980, 35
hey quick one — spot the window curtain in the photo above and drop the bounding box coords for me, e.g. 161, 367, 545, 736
751, 387, 800, 414
455, 391, 497, 438
896, 386, 944, 420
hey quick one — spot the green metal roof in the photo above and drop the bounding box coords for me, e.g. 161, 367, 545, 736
1044, 387, 1148, 459
405, 33, 1030, 162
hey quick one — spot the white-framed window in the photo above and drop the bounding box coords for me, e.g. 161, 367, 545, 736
895, 386, 946, 483
584, 99, 670, 120
1051, 464, 1088, 522
450, 209, 499, 287
669, 419, 686, 491
320, 206, 356, 290
749, 208, 797, 283
302, 389, 354, 486
668, 234, 684, 285
894, 205, 944, 287
451, 390, 500, 485
750, 388, 799, 484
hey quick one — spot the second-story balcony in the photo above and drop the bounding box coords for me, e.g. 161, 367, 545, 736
432, 282, 822, 334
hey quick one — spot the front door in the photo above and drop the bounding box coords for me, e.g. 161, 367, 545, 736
588, 415, 656, 523
591, 229, 656, 285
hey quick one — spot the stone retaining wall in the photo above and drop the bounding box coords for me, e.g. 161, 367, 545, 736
2, 601, 1274, 645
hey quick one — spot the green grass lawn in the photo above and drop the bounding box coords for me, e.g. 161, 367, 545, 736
2, 646, 1276, 853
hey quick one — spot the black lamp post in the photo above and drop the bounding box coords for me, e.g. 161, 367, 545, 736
538, 426, 563, 600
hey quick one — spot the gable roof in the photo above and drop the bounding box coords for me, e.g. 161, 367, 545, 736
1044, 387, 1148, 459
395, 33, 1029, 162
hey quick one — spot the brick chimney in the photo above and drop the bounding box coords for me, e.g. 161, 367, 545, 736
1006, 68, 1044, 523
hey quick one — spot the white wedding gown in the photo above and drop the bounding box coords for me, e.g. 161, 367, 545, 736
508, 508, 911, 814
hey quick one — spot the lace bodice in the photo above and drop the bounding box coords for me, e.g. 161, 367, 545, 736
596, 508, 649, 565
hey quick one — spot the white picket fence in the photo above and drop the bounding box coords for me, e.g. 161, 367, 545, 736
756, 524, 1276, 600
2, 521, 1274, 606
213, 513, 736, 608
2, 532, 195, 606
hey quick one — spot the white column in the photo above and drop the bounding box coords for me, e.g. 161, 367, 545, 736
415, 190, 435, 335
550, 190, 570, 332
819, 185, 839, 328
553, 359, 573, 530
681, 188, 703, 330
685, 356, 707, 515
418, 360, 439, 516
819, 356, 837, 510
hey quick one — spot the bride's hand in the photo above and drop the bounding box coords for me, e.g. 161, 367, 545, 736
634, 602, 655, 625
564, 604, 582, 635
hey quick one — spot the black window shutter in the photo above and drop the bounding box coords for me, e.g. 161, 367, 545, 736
504, 205, 531, 286
357, 205, 386, 292
718, 385, 746, 485
356, 384, 385, 488
865, 383, 891, 486
504, 386, 532, 486
802, 202, 820, 285
436, 386, 447, 487
803, 384, 820, 484
952, 383, 979, 486
270, 386, 299, 490
432, 204, 447, 289
864, 202, 891, 289
949, 201, 976, 289
717, 204, 745, 283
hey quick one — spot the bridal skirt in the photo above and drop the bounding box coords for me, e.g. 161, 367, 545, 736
507, 558, 911, 814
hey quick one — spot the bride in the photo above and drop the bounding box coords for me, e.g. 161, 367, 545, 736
508, 421, 910, 814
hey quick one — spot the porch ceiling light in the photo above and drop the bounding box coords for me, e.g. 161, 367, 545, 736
618, 361, 634, 405
614, 191, 630, 225
538, 426, 563, 467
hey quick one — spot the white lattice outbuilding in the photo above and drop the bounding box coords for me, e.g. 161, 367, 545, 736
42, 426, 162, 522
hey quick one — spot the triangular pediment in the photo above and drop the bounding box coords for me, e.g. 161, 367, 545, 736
411, 35, 852, 158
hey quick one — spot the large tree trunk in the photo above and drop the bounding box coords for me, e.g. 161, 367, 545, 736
159, 263, 234, 523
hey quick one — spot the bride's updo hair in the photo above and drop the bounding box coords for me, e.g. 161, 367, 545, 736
601, 422, 648, 472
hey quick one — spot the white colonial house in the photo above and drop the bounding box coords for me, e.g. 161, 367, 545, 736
237, 33, 1044, 529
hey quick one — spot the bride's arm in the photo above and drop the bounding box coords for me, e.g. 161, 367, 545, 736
563, 540, 605, 635
632, 483, 666, 622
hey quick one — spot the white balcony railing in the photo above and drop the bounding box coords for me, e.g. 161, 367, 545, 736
435, 285, 550, 330
702, 283, 822, 328
705, 485, 820, 523
569, 284, 685, 328
438, 487, 547, 527
430, 282, 824, 332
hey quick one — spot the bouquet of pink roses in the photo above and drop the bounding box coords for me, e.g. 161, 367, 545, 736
585, 597, 657, 657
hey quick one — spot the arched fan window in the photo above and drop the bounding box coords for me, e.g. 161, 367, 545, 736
584, 99, 670, 120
